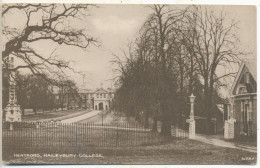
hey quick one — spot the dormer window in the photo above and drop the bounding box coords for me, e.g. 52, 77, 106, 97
237, 85, 247, 94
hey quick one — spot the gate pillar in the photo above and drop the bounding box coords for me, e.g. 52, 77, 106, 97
224, 119, 236, 139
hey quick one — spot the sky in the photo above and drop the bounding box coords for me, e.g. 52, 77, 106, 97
69, 5, 152, 89
71, 5, 256, 91
3, 4, 257, 92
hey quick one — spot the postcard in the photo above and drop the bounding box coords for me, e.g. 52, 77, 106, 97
1, 1, 257, 166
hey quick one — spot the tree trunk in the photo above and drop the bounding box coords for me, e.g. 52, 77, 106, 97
22, 108, 25, 116
206, 69, 215, 134
161, 114, 172, 136
179, 61, 184, 128
3, 109, 6, 118
144, 111, 149, 129
152, 115, 158, 132
189, 53, 194, 94
67, 94, 70, 110
204, 77, 211, 134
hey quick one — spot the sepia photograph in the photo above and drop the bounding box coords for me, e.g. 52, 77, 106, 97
1, 1, 257, 166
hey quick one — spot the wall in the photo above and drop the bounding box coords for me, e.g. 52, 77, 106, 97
233, 95, 257, 136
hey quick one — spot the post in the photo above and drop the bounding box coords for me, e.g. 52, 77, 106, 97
187, 94, 196, 139
102, 110, 104, 126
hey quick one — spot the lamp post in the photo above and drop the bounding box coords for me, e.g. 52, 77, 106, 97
187, 93, 196, 139
189, 93, 195, 119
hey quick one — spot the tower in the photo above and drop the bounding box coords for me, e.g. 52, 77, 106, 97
5, 56, 22, 129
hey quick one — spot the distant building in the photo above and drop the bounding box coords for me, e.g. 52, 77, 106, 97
229, 60, 257, 137
91, 87, 115, 110
53, 86, 115, 111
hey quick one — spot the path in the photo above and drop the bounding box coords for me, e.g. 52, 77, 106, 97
61, 110, 101, 123
37, 110, 89, 122
195, 134, 257, 153
77, 111, 114, 124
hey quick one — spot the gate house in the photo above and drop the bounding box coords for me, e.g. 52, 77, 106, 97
229, 60, 257, 137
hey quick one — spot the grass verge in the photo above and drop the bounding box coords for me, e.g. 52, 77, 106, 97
3, 138, 256, 165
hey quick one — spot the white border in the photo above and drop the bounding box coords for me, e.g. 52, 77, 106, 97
1, 0, 260, 5
1, 0, 259, 168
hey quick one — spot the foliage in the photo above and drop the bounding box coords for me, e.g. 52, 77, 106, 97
2, 3, 98, 81
2, 71, 76, 114
113, 5, 241, 135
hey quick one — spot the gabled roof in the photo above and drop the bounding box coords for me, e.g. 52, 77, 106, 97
230, 59, 256, 95
77, 86, 115, 94
244, 60, 257, 81
94, 88, 109, 94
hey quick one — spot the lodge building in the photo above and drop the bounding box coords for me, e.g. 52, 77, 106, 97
229, 60, 257, 137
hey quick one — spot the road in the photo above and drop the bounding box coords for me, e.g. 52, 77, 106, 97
77, 111, 114, 124
61, 110, 101, 123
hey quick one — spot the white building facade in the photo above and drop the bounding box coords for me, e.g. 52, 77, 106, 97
92, 88, 114, 110
54, 86, 115, 111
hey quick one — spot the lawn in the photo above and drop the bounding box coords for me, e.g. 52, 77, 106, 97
2, 122, 165, 149
21, 109, 88, 121
2, 116, 256, 165
3, 139, 257, 165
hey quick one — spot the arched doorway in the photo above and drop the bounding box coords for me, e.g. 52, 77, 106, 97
99, 102, 103, 110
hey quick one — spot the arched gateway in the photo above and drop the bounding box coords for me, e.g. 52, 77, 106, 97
99, 102, 103, 110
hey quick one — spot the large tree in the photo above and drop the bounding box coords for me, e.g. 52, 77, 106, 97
26, 75, 56, 114
2, 3, 97, 81
113, 5, 242, 135
140, 5, 187, 136
113, 5, 188, 135
57, 79, 79, 110
182, 6, 242, 133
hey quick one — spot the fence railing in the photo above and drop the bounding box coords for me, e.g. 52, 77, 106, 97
3, 121, 187, 150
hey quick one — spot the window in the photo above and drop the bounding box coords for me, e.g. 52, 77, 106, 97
100, 94, 102, 98
104, 94, 106, 98
97, 94, 99, 98
238, 86, 247, 94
